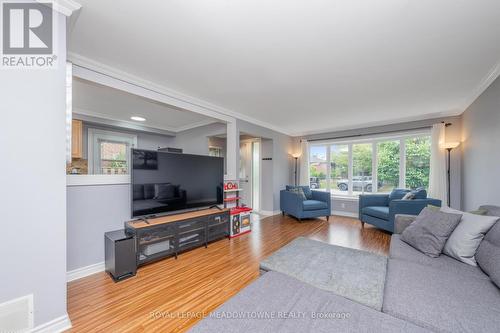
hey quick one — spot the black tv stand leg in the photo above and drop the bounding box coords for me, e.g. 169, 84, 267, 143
209, 205, 223, 211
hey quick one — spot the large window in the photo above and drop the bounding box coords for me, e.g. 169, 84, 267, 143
405, 136, 431, 190
309, 146, 328, 190
330, 144, 349, 195
309, 132, 430, 197
377, 141, 400, 193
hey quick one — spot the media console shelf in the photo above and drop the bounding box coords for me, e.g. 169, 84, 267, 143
124, 208, 230, 266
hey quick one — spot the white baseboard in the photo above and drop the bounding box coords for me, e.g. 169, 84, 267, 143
67, 262, 105, 282
32, 314, 72, 333
331, 210, 359, 218
258, 210, 281, 216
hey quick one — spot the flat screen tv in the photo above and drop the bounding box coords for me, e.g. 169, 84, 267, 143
131, 149, 224, 218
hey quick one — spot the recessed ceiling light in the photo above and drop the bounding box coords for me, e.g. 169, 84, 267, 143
131, 116, 146, 122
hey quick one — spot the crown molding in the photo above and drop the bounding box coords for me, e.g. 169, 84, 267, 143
175, 119, 219, 132
68, 52, 293, 136
37, 0, 82, 17
292, 109, 463, 138
459, 60, 500, 113
73, 108, 219, 135
73, 108, 177, 135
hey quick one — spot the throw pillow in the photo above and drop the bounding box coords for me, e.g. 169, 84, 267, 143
289, 187, 307, 201
286, 185, 312, 200
389, 189, 410, 201
411, 188, 427, 199
301, 186, 313, 200
402, 192, 415, 200
476, 221, 500, 288
442, 206, 499, 266
401, 207, 462, 258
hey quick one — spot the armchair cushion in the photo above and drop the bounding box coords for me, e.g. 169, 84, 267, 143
303, 200, 328, 211
362, 206, 389, 220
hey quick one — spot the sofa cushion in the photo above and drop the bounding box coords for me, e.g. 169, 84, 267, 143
190, 271, 430, 333
476, 220, 500, 288
383, 259, 500, 333
401, 207, 462, 257
390, 234, 489, 280
362, 206, 389, 220
132, 184, 144, 200
441, 206, 499, 266
143, 184, 156, 200
302, 200, 328, 211
389, 189, 410, 201
480, 205, 500, 217
154, 183, 176, 199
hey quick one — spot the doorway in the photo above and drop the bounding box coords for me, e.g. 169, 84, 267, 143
239, 139, 261, 212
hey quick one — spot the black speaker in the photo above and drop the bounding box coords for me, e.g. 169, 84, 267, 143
105, 230, 137, 282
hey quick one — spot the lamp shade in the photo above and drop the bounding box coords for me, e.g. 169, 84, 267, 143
292, 152, 301, 158
442, 142, 460, 149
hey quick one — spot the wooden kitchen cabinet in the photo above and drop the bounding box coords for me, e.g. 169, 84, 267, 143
72, 119, 83, 159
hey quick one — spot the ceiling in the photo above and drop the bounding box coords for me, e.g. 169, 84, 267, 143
73, 78, 218, 132
69, 0, 500, 136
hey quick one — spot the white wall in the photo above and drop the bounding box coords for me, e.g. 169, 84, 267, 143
461, 75, 500, 211
0, 13, 68, 328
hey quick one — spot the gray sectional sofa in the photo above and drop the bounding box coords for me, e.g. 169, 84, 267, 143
190, 206, 500, 333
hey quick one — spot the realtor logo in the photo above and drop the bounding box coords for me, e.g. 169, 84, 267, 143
1, 1, 56, 68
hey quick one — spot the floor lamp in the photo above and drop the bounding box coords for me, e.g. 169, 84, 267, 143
442, 142, 460, 207
292, 153, 301, 186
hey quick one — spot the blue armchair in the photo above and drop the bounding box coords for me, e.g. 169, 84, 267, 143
358, 189, 441, 232
280, 186, 331, 221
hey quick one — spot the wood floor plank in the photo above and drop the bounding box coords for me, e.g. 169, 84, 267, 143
67, 214, 390, 332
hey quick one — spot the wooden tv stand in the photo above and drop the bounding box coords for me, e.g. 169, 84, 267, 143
125, 208, 230, 266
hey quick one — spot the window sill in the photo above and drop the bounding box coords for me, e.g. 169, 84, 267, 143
330, 194, 359, 201
67, 174, 130, 186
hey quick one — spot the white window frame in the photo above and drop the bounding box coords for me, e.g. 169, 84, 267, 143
308, 129, 431, 198
88, 128, 138, 175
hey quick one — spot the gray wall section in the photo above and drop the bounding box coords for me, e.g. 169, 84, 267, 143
297, 116, 463, 215
173, 122, 227, 155
0, 13, 68, 327
461, 75, 500, 211
67, 184, 131, 271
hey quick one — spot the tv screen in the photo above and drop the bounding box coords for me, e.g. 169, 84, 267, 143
131, 149, 224, 218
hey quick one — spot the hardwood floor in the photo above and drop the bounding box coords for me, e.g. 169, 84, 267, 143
67, 214, 390, 332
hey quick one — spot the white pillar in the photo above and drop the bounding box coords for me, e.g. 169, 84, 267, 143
0, 7, 73, 330
226, 119, 240, 180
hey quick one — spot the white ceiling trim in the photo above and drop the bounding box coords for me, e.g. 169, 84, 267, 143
74, 107, 179, 133
68, 52, 293, 136
37, 0, 82, 17
458, 60, 500, 115
293, 110, 462, 138
73, 107, 216, 134
175, 119, 219, 133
